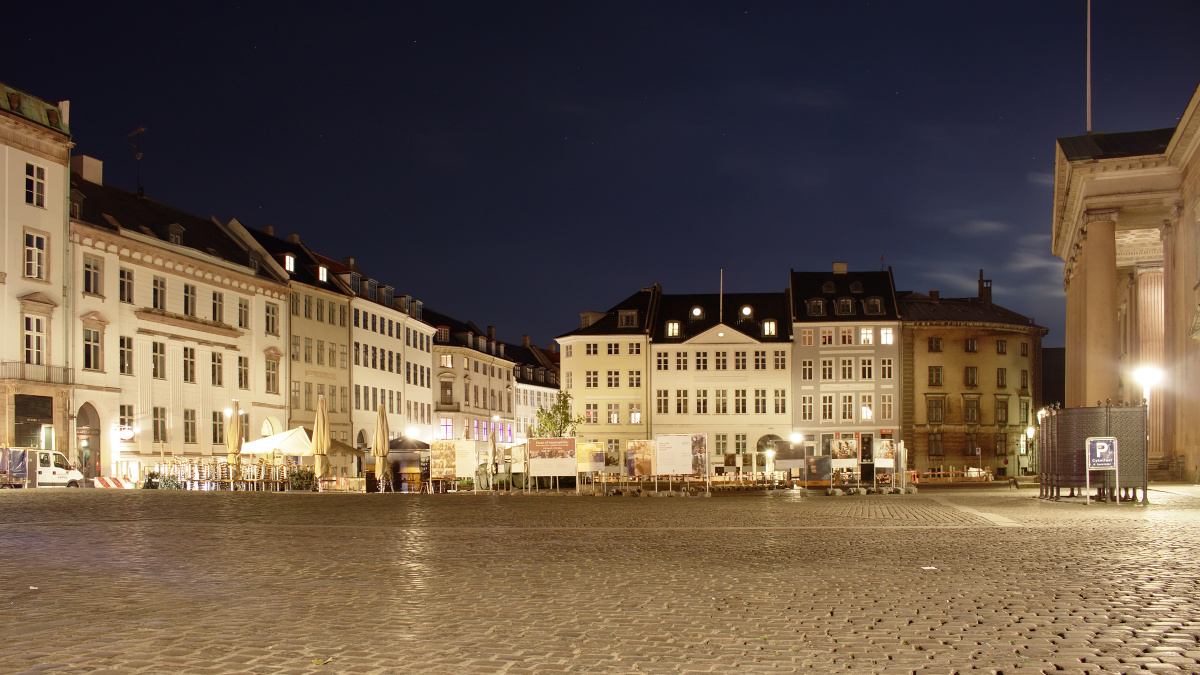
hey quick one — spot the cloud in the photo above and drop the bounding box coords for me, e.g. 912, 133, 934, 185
1027, 171, 1054, 187
953, 219, 1009, 236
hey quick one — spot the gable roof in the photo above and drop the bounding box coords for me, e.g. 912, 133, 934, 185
0, 81, 69, 137
789, 268, 899, 322
651, 291, 792, 343
246, 228, 350, 297
556, 285, 660, 338
897, 291, 1046, 333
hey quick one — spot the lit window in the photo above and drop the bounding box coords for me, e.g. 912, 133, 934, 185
284, 254, 295, 272
880, 328, 894, 345
318, 266, 328, 282
666, 321, 680, 337
762, 319, 776, 336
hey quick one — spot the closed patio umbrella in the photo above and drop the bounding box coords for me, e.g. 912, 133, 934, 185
372, 404, 391, 492
226, 400, 243, 489
312, 394, 330, 487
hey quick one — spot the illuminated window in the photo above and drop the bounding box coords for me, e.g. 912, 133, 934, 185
284, 254, 295, 272
666, 321, 680, 337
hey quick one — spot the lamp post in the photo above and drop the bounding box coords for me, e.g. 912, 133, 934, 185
1133, 366, 1162, 496
790, 432, 803, 489
1024, 425, 1035, 478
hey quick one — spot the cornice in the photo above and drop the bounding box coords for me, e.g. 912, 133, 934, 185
900, 320, 1048, 337
135, 309, 243, 339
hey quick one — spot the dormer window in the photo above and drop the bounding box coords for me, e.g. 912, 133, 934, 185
618, 310, 638, 327
740, 305, 753, 319
762, 319, 777, 337
367, 280, 378, 301
822, 281, 836, 294
866, 297, 883, 314
381, 286, 393, 306
318, 266, 328, 282
350, 273, 361, 295
850, 281, 863, 293
837, 297, 855, 315
666, 320, 680, 337
808, 299, 826, 316
690, 306, 705, 320
248, 251, 261, 272
168, 223, 184, 245
436, 327, 449, 342
283, 254, 295, 272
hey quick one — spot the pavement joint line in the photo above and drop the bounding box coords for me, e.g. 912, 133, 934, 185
924, 496, 1020, 527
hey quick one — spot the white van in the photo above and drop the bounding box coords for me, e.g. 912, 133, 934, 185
0, 448, 84, 488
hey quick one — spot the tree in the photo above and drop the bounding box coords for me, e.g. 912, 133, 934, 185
532, 391, 586, 439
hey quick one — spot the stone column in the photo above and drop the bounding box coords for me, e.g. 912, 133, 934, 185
1083, 211, 1119, 406
1135, 266, 1164, 460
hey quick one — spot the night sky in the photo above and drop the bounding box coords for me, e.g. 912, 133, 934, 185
7, 2, 1200, 348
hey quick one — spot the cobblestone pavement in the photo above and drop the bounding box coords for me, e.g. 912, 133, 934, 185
3, 485, 1200, 674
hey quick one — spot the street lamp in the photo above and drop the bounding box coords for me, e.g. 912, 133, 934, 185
1134, 366, 1162, 493
1025, 425, 1035, 478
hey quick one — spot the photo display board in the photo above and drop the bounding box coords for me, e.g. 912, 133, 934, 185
654, 434, 694, 475
626, 439, 655, 476
774, 439, 805, 470
577, 442, 604, 472
454, 440, 478, 478
430, 441, 456, 479
831, 432, 859, 468
510, 443, 527, 473
528, 438, 577, 477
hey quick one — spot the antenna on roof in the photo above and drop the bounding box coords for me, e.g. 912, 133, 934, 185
719, 268, 724, 325
879, 253, 885, 271
128, 125, 145, 195
1086, 0, 1092, 133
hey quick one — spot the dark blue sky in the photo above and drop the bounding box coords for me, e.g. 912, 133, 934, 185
8, 2, 1200, 347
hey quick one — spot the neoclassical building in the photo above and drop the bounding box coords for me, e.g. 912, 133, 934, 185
1051, 83, 1200, 472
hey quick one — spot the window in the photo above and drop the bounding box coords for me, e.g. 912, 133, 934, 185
238, 356, 249, 389
928, 366, 943, 387
965, 338, 977, 353
820, 328, 833, 345
801, 329, 813, 346
183, 409, 197, 444
212, 292, 224, 323
860, 358, 873, 379
606, 370, 619, 388
564, 345, 573, 358
927, 397, 944, 423
83, 257, 102, 295
754, 351, 766, 370
715, 390, 727, 414
997, 368, 1007, 388
774, 350, 786, 369
734, 389, 747, 414
607, 403, 620, 424
119, 336, 134, 375
859, 327, 873, 345
696, 390, 708, 414
628, 342, 641, 355
264, 357, 278, 394
78, 327, 101, 371
290, 292, 300, 316
676, 389, 689, 414
734, 351, 746, 370
666, 321, 680, 337
153, 407, 167, 443
801, 360, 813, 380
1021, 370, 1029, 389
997, 340, 1007, 354
964, 397, 979, 423
695, 351, 708, 370
1021, 342, 1029, 357
586, 343, 598, 355
860, 393, 873, 420
996, 398, 1009, 424
586, 370, 598, 388
607, 342, 619, 355
657, 390, 669, 414
840, 328, 853, 345
315, 298, 324, 322
754, 389, 767, 414
24, 231, 47, 280
762, 319, 777, 337
628, 370, 641, 388
339, 305, 347, 327
585, 403, 598, 424
183, 284, 197, 316
801, 395, 813, 421
821, 359, 834, 380
629, 402, 642, 424
120, 405, 134, 437
292, 336, 301, 361
656, 352, 668, 370
880, 328, 894, 345
964, 366, 977, 387
837, 298, 854, 315
841, 394, 854, 420
1020, 400, 1030, 424
808, 299, 825, 316
619, 310, 638, 327
152, 277, 166, 310
152, 342, 166, 379
735, 434, 748, 454
714, 351, 727, 370
182, 347, 196, 383
208, 352, 223, 386
354, 385, 361, 410
774, 389, 787, 414
304, 337, 313, 363
675, 351, 688, 370
880, 358, 893, 379
928, 432, 943, 457
305, 382, 313, 410
238, 299, 250, 329
25, 163, 46, 207
928, 337, 942, 352
841, 358, 854, 380
867, 297, 883, 314
119, 269, 134, 303
304, 295, 312, 319
265, 303, 279, 335
821, 395, 834, 421
881, 394, 893, 420
316, 340, 325, 366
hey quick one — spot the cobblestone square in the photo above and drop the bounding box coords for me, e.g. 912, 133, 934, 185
2, 486, 1200, 674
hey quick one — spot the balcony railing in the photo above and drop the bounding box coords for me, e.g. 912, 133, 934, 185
435, 402, 460, 413
0, 361, 75, 385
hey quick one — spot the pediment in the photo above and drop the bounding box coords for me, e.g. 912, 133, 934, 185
80, 310, 109, 326
18, 291, 58, 315
263, 346, 284, 359
682, 323, 758, 345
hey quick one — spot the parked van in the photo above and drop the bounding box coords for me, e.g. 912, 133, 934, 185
0, 448, 84, 488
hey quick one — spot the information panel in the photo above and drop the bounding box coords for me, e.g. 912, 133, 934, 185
626, 439, 655, 476
576, 442, 604, 472
430, 441, 456, 479
528, 438, 577, 477
654, 434, 692, 475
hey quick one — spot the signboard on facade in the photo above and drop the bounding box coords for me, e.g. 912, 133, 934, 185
528, 437, 576, 477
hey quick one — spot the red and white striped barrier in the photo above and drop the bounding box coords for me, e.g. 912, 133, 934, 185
93, 476, 136, 489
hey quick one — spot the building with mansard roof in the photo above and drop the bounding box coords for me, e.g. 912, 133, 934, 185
426, 308, 516, 444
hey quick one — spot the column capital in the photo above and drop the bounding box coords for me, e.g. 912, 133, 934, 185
1084, 208, 1119, 225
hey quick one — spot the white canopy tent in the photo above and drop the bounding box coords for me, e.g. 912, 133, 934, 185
240, 427, 313, 456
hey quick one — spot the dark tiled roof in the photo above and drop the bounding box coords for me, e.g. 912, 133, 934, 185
651, 292, 792, 343
897, 291, 1044, 330
556, 286, 659, 338
71, 174, 283, 283
789, 269, 899, 322
423, 307, 492, 350
0, 82, 69, 136
246, 229, 350, 297
502, 342, 560, 388
1057, 128, 1175, 162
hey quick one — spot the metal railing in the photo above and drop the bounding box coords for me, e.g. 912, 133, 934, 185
0, 361, 74, 384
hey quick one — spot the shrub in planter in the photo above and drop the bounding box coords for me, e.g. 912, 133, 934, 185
142, 471, 160, 490
289, 466, 317, 491
158, 474, 184, 490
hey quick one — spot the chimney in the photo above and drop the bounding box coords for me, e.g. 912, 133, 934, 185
522, 335, 531, 348
978, 269, 992, 304
929, 290, 940, 301
261, 225, 274, 236
832, 262, 848, 274
343, 257, 354, 268
70, 155, 103, 185
287, 233, 301, 244
58, 100, 70, 126
547, 342, 558, 352
487, 326, 496, 341
498, 344, 505, 358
